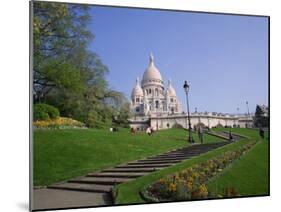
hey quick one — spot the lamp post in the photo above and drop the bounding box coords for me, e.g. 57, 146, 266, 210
246, 101, 250, 128
183, 81, 193, 143
246, 101, 250, 117
236, 107, 240, 127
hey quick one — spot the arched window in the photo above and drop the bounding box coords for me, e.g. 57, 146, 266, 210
136, 107, 140, 112
149, 89, 152, 94
155, 101, 159, 109
155, 88, 159, 96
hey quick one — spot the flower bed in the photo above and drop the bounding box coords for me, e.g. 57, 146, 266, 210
141, 141, 256, 202
33, 117, 86, 129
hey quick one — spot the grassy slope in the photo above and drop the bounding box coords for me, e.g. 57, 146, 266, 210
34, 128, 221, 186
116, 128, 269, 204
207, 137, 269, 196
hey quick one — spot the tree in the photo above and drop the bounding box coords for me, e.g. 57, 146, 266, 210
33, 2, 100, 102
254, 105, 269, 128
33, 2, 131, 128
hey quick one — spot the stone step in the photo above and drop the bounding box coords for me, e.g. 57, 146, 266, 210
102, 167, 159, 173
155, 152, 199, 157
138, 157, 188, 162
68, 177, 132, 185
128, 160, 182, 165
116, 163, 171, 168
87, 172, 149, 178
150, 154, 196, 158
174, 149, 211, 153
48, 182, 112, 193
147, 156, 192, 160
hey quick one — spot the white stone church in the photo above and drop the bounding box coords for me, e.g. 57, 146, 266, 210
130, 54, 182, 116
129, 54, 253, 131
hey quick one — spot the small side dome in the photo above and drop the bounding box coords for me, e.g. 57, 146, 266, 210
131, 78, 143, 97
166, 79, 176, 97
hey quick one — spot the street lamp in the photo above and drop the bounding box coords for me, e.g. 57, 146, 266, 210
246, 101, 250, 117
246, 101, 250, 128
183, 81, 193, 143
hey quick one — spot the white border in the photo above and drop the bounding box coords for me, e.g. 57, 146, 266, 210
0, 0, 280, 212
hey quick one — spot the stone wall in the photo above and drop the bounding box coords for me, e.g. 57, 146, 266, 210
129, 114, 253, 131
150, 114, 239, 130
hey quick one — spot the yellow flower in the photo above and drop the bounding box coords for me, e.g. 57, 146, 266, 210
169, 183, 177, 192
186, 181, 193, 191
198, 184, 208, 197
192, 172, 199, 178
187, 176, 194, 182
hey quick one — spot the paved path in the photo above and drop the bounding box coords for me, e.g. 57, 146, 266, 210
218, 131, 244, 141
33, 140, 233, 210
33, 188, 111, 210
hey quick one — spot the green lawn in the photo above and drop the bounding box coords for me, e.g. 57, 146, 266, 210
116, 128, 269, 204
34, 128, 221, 186
207, 139, 269, 196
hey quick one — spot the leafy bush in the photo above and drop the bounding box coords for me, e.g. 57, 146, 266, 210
172, 123, 183, 129
34, 109, 50, 121
34, 103, 60, 121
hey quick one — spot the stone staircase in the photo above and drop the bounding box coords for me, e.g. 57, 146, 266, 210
47, 140, 232, 204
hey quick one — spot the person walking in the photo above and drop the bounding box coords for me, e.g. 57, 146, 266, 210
198, 126, 204, 143
146, 127, 151, 136
229, 130, 234, 141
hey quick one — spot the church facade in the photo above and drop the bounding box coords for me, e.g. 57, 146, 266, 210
129, 54, 253, 131
130, 54, 182, 117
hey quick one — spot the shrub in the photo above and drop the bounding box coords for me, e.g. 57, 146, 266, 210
34, 103, 60, 121
34, 109, 49, 121
172, 123, 183, 128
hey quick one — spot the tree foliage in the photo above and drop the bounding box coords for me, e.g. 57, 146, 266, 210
33, 2, 130, 128
254, 105, 269, 128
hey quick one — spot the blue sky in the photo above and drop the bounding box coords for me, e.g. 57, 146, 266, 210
88, 6, 268, 114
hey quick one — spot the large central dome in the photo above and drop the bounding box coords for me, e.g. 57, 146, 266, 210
141, 54, 163, 84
